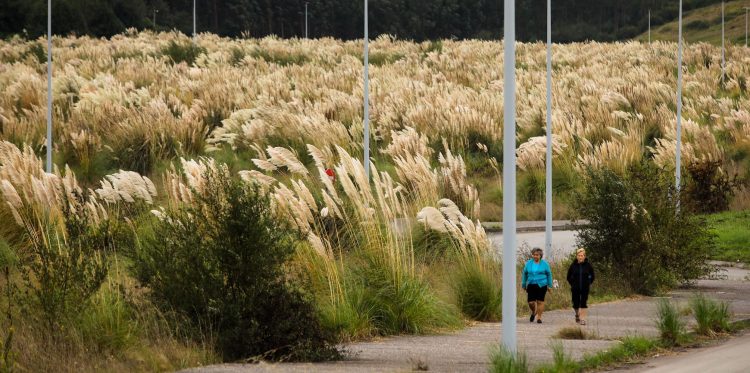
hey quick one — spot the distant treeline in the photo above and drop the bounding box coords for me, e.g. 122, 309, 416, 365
0, 0, 725, 42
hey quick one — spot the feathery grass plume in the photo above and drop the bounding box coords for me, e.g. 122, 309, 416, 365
516, 135, 566, 171
438, 141, 480, 219
95, 170, 157, 204
383, 126, 433, 160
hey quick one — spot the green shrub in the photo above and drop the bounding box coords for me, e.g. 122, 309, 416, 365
452, 262, 501, 321
574, 162, 718, 295
656, 299, 686, 347
690, 294, 731, 336
161, 41, 206, 66
489, 345, 528, 373
683, 161, 738, 214
133, 166, 339, 361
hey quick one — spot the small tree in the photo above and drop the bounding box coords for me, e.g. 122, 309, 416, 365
574, 162, 717, 295
134, 165, 339, 361
683, 160, 738, 214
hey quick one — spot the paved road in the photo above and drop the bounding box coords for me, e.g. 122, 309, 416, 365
183, 265, 750, 373
488, 230, 579, 262
612, 330, 750, 372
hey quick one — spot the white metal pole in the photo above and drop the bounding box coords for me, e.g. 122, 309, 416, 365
545, 0, 552, 258
676, 0, 683, 193
363, 0, 370, 179
193, 0, 196, 42
305, 2, 309, 38
648, 9, 651, 44
745, 7, 749, 47
46, 0, 52, 173
721, 1, 725, 84
502, 0, 517, 352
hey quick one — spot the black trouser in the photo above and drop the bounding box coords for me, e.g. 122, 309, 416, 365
572, 287, 589, 309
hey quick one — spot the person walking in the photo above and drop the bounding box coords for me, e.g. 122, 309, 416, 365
522, 247, 553, 323
566, 247, 595, 325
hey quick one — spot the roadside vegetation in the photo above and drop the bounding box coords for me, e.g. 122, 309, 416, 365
1, 30, 749, 371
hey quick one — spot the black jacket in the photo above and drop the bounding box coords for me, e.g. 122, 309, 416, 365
566, 259, 595, 291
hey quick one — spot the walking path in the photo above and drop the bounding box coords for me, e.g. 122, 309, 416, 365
186, 264, 750, 372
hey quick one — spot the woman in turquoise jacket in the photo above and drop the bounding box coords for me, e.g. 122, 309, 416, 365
522, 247, 553, 323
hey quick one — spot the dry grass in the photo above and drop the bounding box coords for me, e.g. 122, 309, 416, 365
554, 326, 600, 340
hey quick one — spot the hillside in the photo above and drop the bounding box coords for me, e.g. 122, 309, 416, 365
638, 0, 750, 45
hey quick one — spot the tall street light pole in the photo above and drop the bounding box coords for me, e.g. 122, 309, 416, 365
193, 0, 196, 42
676, 0, 684, 194
544, 0, 552, 259
46, 0, 52, 173
721, 1, 725, 84
745, 7, 749, 47
305, 2, 309, 38
363, 0, 370, 179
502, 0, 517, 352
153, 9, 159, 30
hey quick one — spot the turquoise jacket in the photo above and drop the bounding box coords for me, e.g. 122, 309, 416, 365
522, 259, 553, 288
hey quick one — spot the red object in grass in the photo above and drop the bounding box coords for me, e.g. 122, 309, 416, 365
325, 168, 335, 181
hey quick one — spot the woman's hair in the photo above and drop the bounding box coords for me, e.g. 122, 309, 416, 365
576, 247, 586, 256
531, 247, 543, 258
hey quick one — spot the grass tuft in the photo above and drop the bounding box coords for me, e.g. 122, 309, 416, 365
489, 345, 528, 373
554, 326, 598, 340
690, 294, 732, 336
655, 299, 687, 347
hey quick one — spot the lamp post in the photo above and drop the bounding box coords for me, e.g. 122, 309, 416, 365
745, 7, 749, 47
544, 0, 552, 259
46, 0, 52, 173
153, 9, 159, 29
676, 0, 683, 194
721, 1, 725, 84
648, 9, 651, 44
502, 0, 517, 352
305, 2, 309, 38
193, 0, 196, 42
363, 0, 370, 179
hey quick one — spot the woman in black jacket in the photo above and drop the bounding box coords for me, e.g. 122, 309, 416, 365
567, 248, 595, 325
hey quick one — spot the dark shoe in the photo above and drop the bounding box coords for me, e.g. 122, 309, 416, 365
575, 314, 580, 323
537, 319, 542, 324
530, 313, 536, 322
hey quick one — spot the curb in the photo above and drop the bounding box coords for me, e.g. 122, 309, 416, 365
481, 221, 584, 233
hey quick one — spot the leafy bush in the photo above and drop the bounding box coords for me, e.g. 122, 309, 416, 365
683, 161, 738, 214
690, 294, 731, 336
134, 166, 339, 361
161, 41, 206, 66
656, 299, 686, 347
574, 163, 718, 295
